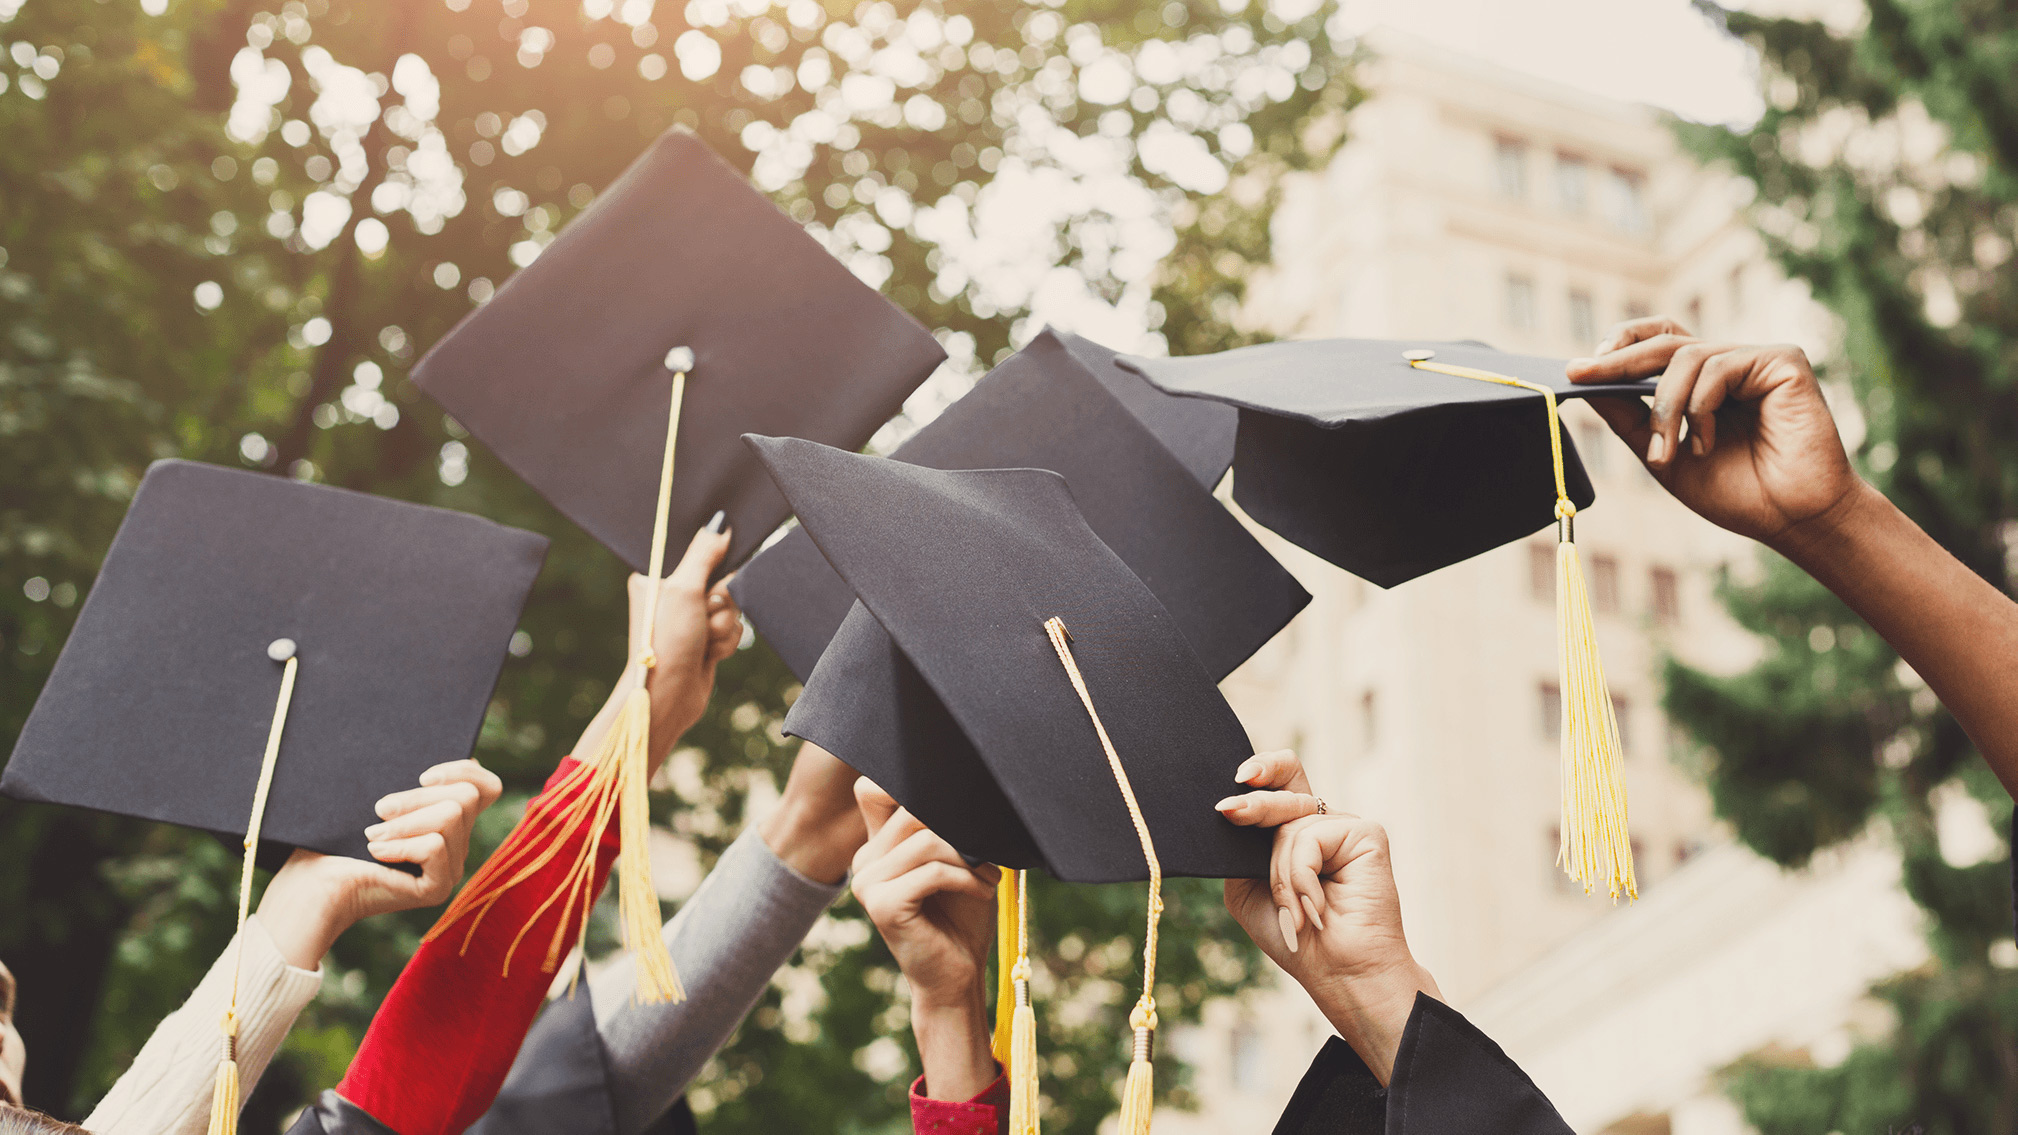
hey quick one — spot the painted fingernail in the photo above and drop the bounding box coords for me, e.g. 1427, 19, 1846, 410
1278, 907, 1299, 953
1214, 796, 1242, 813
1302, 894, 1325, 931
1647, 433, 1668, 464
705, 509, 728, 535
1236, 758, 1261, 783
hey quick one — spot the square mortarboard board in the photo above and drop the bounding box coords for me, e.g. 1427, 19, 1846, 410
411, 127, 946, 575
745, 435, 1271, 883
1117, 339, 1657, 587
728, 326, 1298, 682
1, 460, 548, 867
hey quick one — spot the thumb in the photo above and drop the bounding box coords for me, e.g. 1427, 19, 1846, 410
854, 777, 901, 840
667, 512, 733, 593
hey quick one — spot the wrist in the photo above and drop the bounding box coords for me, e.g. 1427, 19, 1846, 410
1767, 477, 1888, 571
911, 983, 995, 1102
1304, 959, 1438, 1086
253, 868, 347, 972
760, 788, 864, 886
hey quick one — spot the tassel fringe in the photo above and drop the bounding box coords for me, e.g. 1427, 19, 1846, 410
425, 683, 682, 1003
1008, 963, 1040, 1134
1115, 1010, 1156, 1135
1556, 531, 1636, 901
205, 1029, 239, 1135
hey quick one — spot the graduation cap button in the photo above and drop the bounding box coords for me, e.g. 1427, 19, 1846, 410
267, 638, 296, 662
1402, 348, 1436, 362
663, 345, 694, 373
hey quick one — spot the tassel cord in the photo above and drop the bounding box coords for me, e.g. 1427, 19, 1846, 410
1044, 618, 1161, 1134
209, 653, 300, 1135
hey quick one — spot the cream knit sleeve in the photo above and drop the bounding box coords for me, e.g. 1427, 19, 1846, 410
84, 914, 323, 1135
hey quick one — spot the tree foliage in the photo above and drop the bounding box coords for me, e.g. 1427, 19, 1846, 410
0, 0, 1356, 1127
1674, 1, 2018, 1128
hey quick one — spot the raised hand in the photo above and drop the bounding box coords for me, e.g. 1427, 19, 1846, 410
850, 779, 999, 1102
1565, 318, 1863, 549
1219, 750, 1439, 1085
256, 758, 504, 970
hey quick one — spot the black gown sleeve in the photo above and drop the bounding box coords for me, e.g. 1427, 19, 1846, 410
1271, 994, 1573, 1135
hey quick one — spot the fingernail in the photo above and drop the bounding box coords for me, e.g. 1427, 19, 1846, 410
367, 841, 391, 857
1647, 433, 1668, 464
1278, 907, 1299, 953
1303, 894, 1325, 931
1235, 758, 1261, 783
418, 769, 441, 786
1568, 356, 1593, 369
364, 824, 388, 840
708, 593, 726, 609
706, 509, 728, 535
1214, 796, 1242, 813
1692, 432, 1708, 457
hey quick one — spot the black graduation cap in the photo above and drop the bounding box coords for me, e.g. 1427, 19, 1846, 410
1, 460, 548, 865
728, 326, 1290, 683
745, 435, 1271, 884
411, 126, 946, 574
1118, 339, 1656, 586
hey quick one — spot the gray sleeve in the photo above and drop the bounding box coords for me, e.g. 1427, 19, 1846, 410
590, 824, 845, 1135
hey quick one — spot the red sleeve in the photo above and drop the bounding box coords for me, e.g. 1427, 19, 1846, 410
908, 1070, 1009, 1135
335, 758, 619, 1135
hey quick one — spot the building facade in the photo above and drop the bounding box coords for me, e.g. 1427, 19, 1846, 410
1162, 33, 1924, 1135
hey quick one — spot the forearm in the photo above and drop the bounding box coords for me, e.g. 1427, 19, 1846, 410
1775, 481, 2018, 792
588, 824, 845, 1134
910, 988, 997, 1104
85, 917, 321, 1135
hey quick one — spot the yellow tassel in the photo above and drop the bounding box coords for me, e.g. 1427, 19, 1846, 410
1555, 515, 1636, 901
1007, 959, 1040, 1135
992, 868, 1020, 1064
1403, 352, 1637, 902
205, 1026, 239, 1135
1115, 1006, 1156, 1135
425, 367, 691, 1003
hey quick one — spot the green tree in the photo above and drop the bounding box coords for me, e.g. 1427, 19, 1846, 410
1672, 2, 2018, 1129
0, 0, 1356, 1128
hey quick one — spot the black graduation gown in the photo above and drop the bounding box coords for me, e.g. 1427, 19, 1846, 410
1272, 994, 1572, 1135
285, 992, 696, 1135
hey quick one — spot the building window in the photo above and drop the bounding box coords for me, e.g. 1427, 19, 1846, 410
1611, 693, 1631, 754
1603, 167, 1649, 234
1591, 554, 1621, 614
1529, 543, 1554, 602
1506, 273, 1537, 332
1555, 152, 1588, 214
1494, 137, 1528, 199
1539, 681, 1561, 741
1650, 566, 1679, 625
1361, 689, 1378, 750
1568, 289, 1597, 348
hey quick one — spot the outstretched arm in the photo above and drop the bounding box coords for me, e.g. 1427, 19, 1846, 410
1569, 321, 2018, 796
